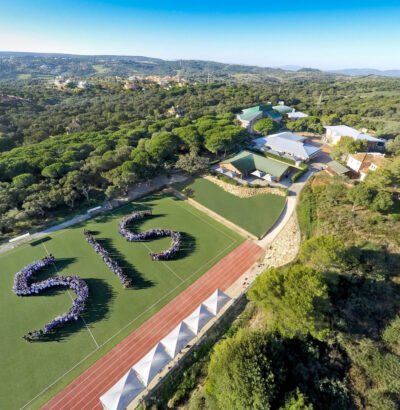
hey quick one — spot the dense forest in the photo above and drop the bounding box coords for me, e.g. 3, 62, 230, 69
1, 75, 400, 240
2, 56, 400, 409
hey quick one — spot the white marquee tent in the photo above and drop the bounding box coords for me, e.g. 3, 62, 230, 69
251, 170, 266, 179
100, 368, 144, 410
202, 289, 231, 315
132, 343, 171, 387
160, 321, 195, 358
183, 304, 215, 335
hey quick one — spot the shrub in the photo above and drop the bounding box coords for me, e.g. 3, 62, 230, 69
383, 316, 400, 352
390, 213, 400, 222
216, 174, 239, 185
366, 215, 385, 226
291, 165, 309, 183
297, 185, 318, 238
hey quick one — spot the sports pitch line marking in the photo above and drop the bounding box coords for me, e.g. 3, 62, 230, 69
21, 240, 237, 410
140, 241, 184, 282
21, 197, 240, 408
41, 242, 100, 349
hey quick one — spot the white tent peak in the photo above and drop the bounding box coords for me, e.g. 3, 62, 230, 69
202, 289, 231, 315
160, 321, 195, 358
100, 368, 144, 410
183, 303, 215, 335
132, 343, 171, 386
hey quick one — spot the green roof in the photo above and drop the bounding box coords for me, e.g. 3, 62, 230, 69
221, 150, 289, 178
272, 105, 293, 114
327, 160, 350, 175
238, 104, 280, 122
265, 110, 283, 120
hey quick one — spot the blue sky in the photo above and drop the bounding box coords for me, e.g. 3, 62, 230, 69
1, 0, 400, 69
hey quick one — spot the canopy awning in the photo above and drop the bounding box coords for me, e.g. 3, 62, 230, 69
100, 368, 144, 410
251, 170, 266, 178
160, 322, 195, 358
132, 343, 171, 386
183, 304, 215, 335
202, 289, 231, 315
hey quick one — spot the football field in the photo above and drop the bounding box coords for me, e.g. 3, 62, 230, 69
174, 178, 287, 238
0, 192, 243, 409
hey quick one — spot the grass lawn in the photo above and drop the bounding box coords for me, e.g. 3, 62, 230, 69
174, 178, 286, 238
0, 192, 243, 410
92, 64, 108, 73
17, 74, 31, 80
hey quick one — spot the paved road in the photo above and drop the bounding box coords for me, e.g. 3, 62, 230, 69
257, 149, 332, 248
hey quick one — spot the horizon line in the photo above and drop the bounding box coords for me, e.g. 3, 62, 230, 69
1, 50, 400, 72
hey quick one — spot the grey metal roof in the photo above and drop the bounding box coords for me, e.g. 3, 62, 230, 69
327, 160, 350, 175
324, 125, 385, 143
254, 134, 321, 160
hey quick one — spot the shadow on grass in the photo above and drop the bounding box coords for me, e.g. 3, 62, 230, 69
39, 277, 115, 343
23, 258, 78, 296
121, 211, 196, 261
30, 236, 51, 246
171, 232, 196, 261
97, 237, 154, 290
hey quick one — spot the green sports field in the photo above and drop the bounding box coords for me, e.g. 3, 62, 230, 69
0, 192, 243, 410
174, 178, 287, 238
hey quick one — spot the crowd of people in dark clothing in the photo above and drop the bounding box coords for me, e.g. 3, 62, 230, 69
83, 229, 132, 288
118, 210, 181, 260
12, 210, 181, 343
13, 255, 89, 342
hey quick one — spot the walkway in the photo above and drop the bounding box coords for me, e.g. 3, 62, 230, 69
42, 240, 264, 410
257, 167, 315, 248
0, 173, 188, 255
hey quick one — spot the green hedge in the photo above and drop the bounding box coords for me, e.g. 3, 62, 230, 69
291, 164, 309, 183
217, 174, 240, 186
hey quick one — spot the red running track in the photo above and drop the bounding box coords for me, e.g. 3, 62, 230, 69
42, 240, 264, 410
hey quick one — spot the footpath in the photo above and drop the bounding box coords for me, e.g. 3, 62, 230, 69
0, 173, 188, 255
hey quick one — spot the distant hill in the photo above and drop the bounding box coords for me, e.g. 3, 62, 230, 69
328, 68, 400, 77
0, 52, 337, 82
298, 67, 322, 73
279, 65, 303, 71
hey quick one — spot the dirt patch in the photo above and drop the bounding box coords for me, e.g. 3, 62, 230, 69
263, 213, 301, 268
247, 307, 267, 330
205, 175, 287, 198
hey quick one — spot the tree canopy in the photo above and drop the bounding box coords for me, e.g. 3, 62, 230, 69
253, 118, 279, 135
206, 330, 285, 410
249, 264, 330, 340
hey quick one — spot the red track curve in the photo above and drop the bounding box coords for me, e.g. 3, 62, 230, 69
42, 240, 264, 410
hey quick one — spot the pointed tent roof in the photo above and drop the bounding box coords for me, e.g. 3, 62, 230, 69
160, 322, 195, 358
183, 304, 215, 335
202, 289, 231, 315
251, 170, 266, 178
132, 343, 171, 386
100, 368, 144, 410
